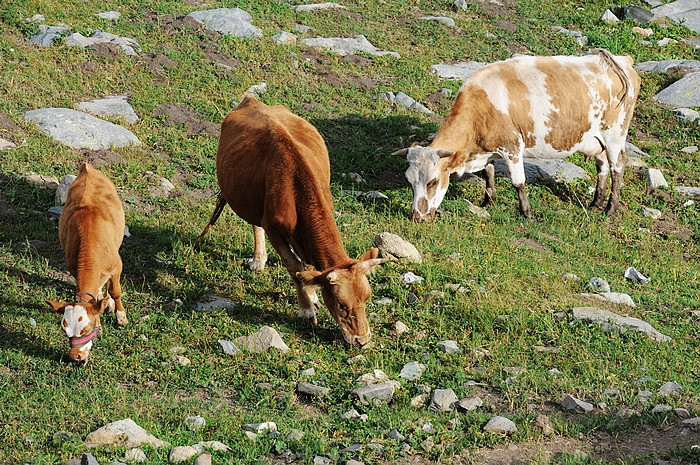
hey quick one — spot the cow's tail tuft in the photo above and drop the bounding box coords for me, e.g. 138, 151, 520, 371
590, 48, 630, 107
193, 192, 227, 248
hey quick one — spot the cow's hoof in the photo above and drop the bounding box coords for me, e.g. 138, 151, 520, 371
247, 258, 266, 272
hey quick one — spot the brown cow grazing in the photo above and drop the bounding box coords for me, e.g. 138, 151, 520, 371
195, 95, 385, 346
46, 162, 127, 365
393, 49, 640, 221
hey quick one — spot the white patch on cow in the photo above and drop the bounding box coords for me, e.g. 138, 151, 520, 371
61, 304, 90, 338
478, 73, 510, 115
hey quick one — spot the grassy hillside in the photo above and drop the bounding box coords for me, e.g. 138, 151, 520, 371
0, 1, 698, 464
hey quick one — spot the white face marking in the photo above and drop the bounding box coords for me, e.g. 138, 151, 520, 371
405, 147, 450, 219
61, 305, 90, 338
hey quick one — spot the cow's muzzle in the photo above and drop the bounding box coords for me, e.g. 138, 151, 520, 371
411, 209, 436, 223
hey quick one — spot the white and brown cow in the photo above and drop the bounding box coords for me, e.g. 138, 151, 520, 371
195, 95, 385, 346
393, 49, 640, 221
46, 162, 127, 364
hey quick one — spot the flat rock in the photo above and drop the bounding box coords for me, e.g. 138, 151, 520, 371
193, 452, 211, 465
293, 2, 347, 11
385, 91, 434, 115
96, 11, 121, 20
651, 0, 700, 33
124, 448, 146, 462
673, 108, 699, 122
25, 108, 141, 150
587, 277, 611, 293
483, 416, 517, 433
235, 326, 289, 353
623, 5, 655, 23
431, 61, 486, 80
653, 72, 700, 107
658, 381, 683, 396
493, 158, 588, 186
457, 395, 483, 411
65, 31, 141, 55
562, 394, 593, 413
437, 340, 461, 353
24, 174, 59, 190
194, 441, 232, 452
399, 361, 424, 380
675, 186, 700, 197
374, 232, 421, 263
580, 292, 636, 307
85, 418, 169, 448
352, 382, 395, 405
297, 382, 330, 397
420, 16, 455, 27
635, 59, 700, 74
430, 388, 458, 411
29, 24, 71, 46
242, 422, 277, 433
401, 272, 424, 284
465, 199, 491, 219
55, 174, 77, 206
194, 294, 236, 312
187, 8, 262, 38
571, 306, 672, 342
169, 446, 197, 463
356, 369, 390, 385
624, 267, 650, 284
218, 339, 239, 355
301, 35, 399, 57
77, 95, 138, 123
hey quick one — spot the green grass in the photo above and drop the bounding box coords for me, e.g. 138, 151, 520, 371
1, 0, 699, 464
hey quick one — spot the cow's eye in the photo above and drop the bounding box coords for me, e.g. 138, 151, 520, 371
426, 179, 439, 195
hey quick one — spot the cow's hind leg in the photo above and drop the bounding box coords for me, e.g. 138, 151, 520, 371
480, 162, 497, 207
109, 262, 127, 326
604, 148, 627, 217
247, 225, 268, 272
590, 153, 609, 212
264, 229, 319, 324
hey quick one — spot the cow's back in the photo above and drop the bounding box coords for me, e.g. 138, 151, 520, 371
216, 96, 330, 227
59, 163, 125, 274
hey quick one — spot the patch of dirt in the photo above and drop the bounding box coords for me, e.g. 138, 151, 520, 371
87, 42, 122, 60
82, 150, 124, 168
654, 219, 694, 241
302, 47, 330, 67
0, 192, 13, 216
342, 54, 372, 67
496, 19, 518, 34
510, 237, 549, 252
153, 103, 220, 137
0, 111, 22, 135
425, 90, 454, 114
141, 52, 178, 78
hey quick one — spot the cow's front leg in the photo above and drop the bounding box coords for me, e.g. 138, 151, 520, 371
247, 225, 268, 272
265, 229, 318, 324
590, 154, 609, 211
481, 162, 497, 207
503, 152, 531, 218
110, 265, 128, 326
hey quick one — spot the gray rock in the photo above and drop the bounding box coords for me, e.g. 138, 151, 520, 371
653, 72, 700, 107
300, 367, 315, 376
652, 404, 673, 413
548, 368, 562, 376
457, 395, 483, 411
399, 361, 424, 380
0, 137, 16, 150
293, 2, 346, 11
681, 145, 698, 153
675, 408, 691, 418
374, 232, 421, 263
65, 31, 141, 55
571, 306, 672, 342
193, 452, 211, 465
345, 460, 365, 465
286, 429, 305, 441
388, 429, 405, 440
401, 272, 424, 284
55, 174, 77, 206
430, 388, 458, 412
297, 382, 330, 397
652, 0, 700, 34
185, 415, 206, 430
437, 340, 461, 353
658, 381, 683, 396
169, 446, 198, 463
347, 354, 366, 365
562, 394, 593, 413
682, 417, 700, 425
352, 382, 395, 405
246, 82, 268, 97
389, 92, 434, 115
465, 199, 491, 219
552, 26, 587, 46
623, 5, 655, 23
272, 31, 297, 45
218, 339, 239, 355
643, 168, 669, 188
431, 61, 486, 80
77, 96, 138, 123
483, 416, 517, 433
656, 37, 678, 47
48, 206, 63, 217
673, 108, 699, 122
195, 294, 236, 312
124, 448, 146, 462
627, 141, 649, 158
616, 408, 639, 418
635, 59, 700, 74
587, 277, 611, 293
24, 174, 59, 190
25, 108, 141, 150
29, 24, 71, 46
493, 158, 588, 186
313, 456, 331, 465
79, 453, 100, 465
624, 267, 650, 284
96, 11, 121, 20
242, 422, 277, 433
235, 326, 289, 353
301, 35, 400, 58
195, 441, 231, 452
675, 186, 700, 197
392, 320, 409, 336
187, 8, 262, 38
343, 408, 368, 421
601, 9, 620, 23
85, 418, 170, 448
638, 390, 653, 403
420, 16, 455, 27
581, 292, 636, 307
356, 369, 390, 385
25, 14, 46, 22
643, 207, 663, 219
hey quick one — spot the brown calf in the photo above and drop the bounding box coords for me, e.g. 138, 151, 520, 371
195, 96, 384, 345
46, 162, 127, 364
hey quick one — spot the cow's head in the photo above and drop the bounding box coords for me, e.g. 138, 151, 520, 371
46, 294, 111, 365
393, 146, 461, 222
297, 248, 386, 346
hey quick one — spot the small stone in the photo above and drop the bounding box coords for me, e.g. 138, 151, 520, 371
194, 452, 211, 465
286, 429, 305, 441
587, 277, 610, 293
399, 361, 425, 381
632, 26, 653, 37
96, 11, 122, 20
638, 390, 653, 403
682, 417, 700, 426
643, 207, 663, 219
272, 31, 297, 45
643, 168, 668, 188
297, 382, 330, 397
673, 108, 699, 122
185, 416, 206, 430
624, 266, 650, 284
680, 145, 698, 154
563, 273, 580, 282
244, 431, 257, 441
356, 369, 390, 385
388, 429, 405, 440
604, 389, 620, 397
422, 422, 435, 433
392, 321, 409, 336
411, 393, 428, 407
242, 422, 277, 433
218, 339, 240, 355
300, 367, 316, 376
658, 381, 682, 396
246, 82, 268, 97
616, 408, 639, 419
376, 297, 393, 305
313, 456, 331, 465
548, 368, 562, 376
401, 272, 424, 283
124, 448, 146, 462
352, 383, 395, 405
601, 9, 619, 23
483, 416, 517, 434
235, 326, 289, 353
169, 446, 198, 463
562, 394, 593, 413
457, 395, 483, 411
674, 408, 690, 419
342, 409, 368, 422
535, 346, 561, 353
430, 388, 458, 412
347, 355, 366, 365
195, 294, 236, 313
437, 340, 461, 353
407, 292, 418, 303
652, 404, 673, 413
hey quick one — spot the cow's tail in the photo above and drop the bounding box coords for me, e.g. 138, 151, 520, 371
193, 192, 227, 248
590, 48, 630, 107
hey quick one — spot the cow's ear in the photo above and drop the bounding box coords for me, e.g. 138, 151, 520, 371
96, 298, 111, 315
447, 150, 469, 170
296, 270, 324, 291
46, 300, 65, 313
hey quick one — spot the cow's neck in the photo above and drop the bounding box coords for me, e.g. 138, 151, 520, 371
292, 197, 351, 271
430, 92, 478, 154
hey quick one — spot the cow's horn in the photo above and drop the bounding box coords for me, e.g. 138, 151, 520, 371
391, 148, 409, 157
436, 150, 455, 158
